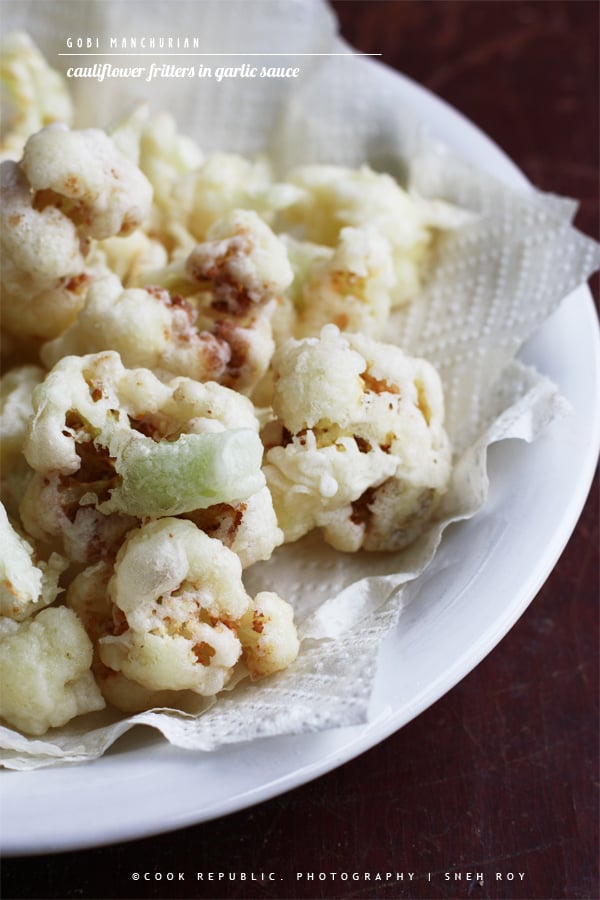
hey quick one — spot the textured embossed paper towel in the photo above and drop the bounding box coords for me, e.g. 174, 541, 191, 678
1, 0, 599, 768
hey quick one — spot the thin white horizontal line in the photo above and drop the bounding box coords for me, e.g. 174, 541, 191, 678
58, 52, 382, 57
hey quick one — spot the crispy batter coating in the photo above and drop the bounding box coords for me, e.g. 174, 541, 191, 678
170, 152, 300, 241
184, 209, 293, 308
0, 160, 87, 340
43, 210, 293, 395
0, 365, 43, 517
67, 519, 299, 702
21, 351, 266, 562
183, 209, 293, 393
184, 486, 283, 569
92, 229, 169, 287
109, 101, 301, 243
109, 104, 204, 211
282, 226, 395, 339
98, 519, 248, 694
0, 502, 67, 621
238, 591, 300, 679
278, 163, 471, 311
66, 559, 205, 713
40, 273, 231, 383
21, 124, 152, 240
1, 123, 152, 341
263, 325, 452, 551
0, 365, 44, 475
0, 605, 105, 735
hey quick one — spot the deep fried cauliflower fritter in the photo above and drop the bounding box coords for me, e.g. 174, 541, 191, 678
67, 519, 299, 704
263, 325, 451, 552
281, 227, 395, 339
21, 351, 267, 563
0, 605, 105, 735
0, 160, 87, 340
277, 163, 471, 312
0, 365, 43, 517
21, 124, 152, 241
40, 273, 232, 384
42, 210, 293, 396
1, 124, 152, 341
0, 502, 67, 622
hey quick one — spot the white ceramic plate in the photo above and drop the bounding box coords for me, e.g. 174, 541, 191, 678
2, 61, 599, 857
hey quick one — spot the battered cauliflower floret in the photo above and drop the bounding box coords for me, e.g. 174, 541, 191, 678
1, 123, 152, 341
0, 365, 43, 516
137, 111, 204, 207
238, 591, 300, 679
168, 152, 301, 241
19, 473, 137, 567
110, 111, 301, 252
40, 273, 231, 384
92, 229, 169, 287
108, 104, 204, 209
0, 605, 105, 735
279, 163, 470, 308
0, 364, 44, 475
98, 520, 247, 695
40, 273, 276, 393
281, 164, 426, 247
283, 226, 396, 339
137, 209, 294, 392
93, 519, 298, 696
0, 502, 67, 621
0, 32, 73, 161
184, 208, 294, 310
21, 351, 266, 563
0, 160, 88, 340
263, 324, 452, 552
41, 326, 282, 563
21, 123, 153, 240
66, 559, 200, 714
211, 311, 278, 396
184, 210, 293, 395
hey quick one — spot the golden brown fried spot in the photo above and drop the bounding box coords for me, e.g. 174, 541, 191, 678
111, 607, 129, 637
362, 371, 400, 395
193, 641, 217, 666
353, 435, 372, 453
185, 502, 246, 542
64, 272, 91, 294
415, 379, 432, 425
350, 486, 376, 526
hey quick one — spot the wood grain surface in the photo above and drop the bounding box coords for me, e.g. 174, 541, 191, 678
2, 2, 598, 899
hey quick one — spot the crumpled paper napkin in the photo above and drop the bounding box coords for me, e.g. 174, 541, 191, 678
1, 0, 598, 769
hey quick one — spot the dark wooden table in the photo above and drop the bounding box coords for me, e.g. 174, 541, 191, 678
3, 2, 598, 898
